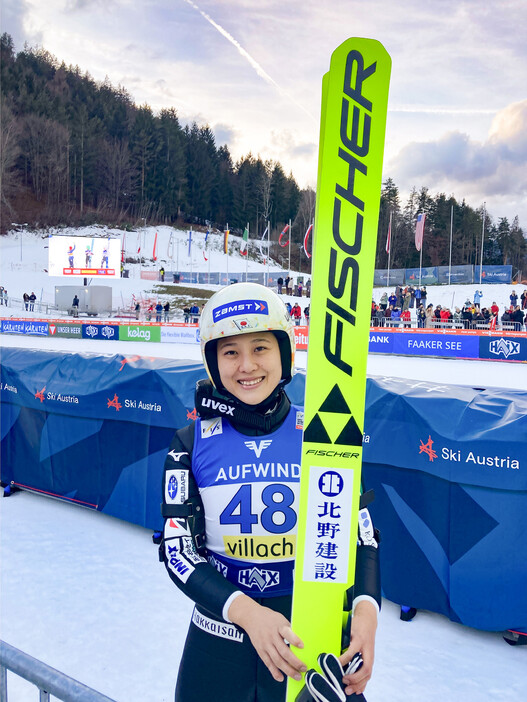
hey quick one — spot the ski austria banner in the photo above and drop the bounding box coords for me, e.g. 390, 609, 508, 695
361, 376, 527, 632
288, 37, 391, 699
2, 348, 526, 631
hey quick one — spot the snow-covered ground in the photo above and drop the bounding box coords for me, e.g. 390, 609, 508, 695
1, 491, 525, 702
1, 227, 525, 701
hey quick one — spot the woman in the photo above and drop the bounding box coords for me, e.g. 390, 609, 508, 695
161, 283, 380, 702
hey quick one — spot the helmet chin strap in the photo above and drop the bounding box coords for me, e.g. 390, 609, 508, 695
195, 379, 290, 432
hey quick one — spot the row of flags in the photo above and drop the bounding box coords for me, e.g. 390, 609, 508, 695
133, 224, 314, 262
385, 213, 427, 254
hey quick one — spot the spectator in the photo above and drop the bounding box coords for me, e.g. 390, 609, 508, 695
147, 304, 154, 321
425, 304, 434, 328
453, 307, 462, 327
440, 307, 451, 328
2, 288, 8, 307
305, 278, 311, 298
29, 292, 36, 311
379, 292, 388, 310
395, 285, 403, 308
374, 306, 385, 327
462, 303, 473, 329
384, 305, 393, 324
414, 286, 422, 307
135, 302, 141, 320
163, 301, 170, 322
474, 290, 483, 307
408, 285, 416, 308
388, 292, 397, 308
417, 304, 426, 328
490, 301, 499, 317
297, 281, 303, 297
0, 287, 4, 305
190, 303, 200, 323
391, 306, 401, 326
285, 301, 292, 316
284, 275, 291, 295
512, 305, 525, 331
420, 287, 427, 306
277, 276, 284, 294
23, 292, 30, 310
291, 302, 302, 326
510, 290, 518, 307
183, 307, 191, 323
155, 302, 163, 322
304, 304, 310, 325
401, 308, 411, 328
72, 294, 80, 317
501, 308, 512, 326
160, 267, 165, 282
521, 290, 527, 310
402, 290, 411, 312
433, 305, 442, 328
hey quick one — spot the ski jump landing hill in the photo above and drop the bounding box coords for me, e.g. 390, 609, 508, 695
1, 345, 526, 636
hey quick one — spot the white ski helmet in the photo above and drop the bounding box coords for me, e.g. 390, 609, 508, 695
200, 282, 296, 392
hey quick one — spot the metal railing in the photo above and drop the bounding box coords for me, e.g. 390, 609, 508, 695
0, 641, 116, 702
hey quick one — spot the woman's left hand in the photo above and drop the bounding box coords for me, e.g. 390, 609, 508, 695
339, 600, 378, 697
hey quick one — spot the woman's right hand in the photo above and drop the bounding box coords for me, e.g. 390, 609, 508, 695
228, 594, 306, 683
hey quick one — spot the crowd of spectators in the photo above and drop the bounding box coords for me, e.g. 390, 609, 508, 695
371, 286, 527, 332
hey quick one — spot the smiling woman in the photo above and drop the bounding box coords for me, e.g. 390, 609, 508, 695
159, 282, 381, 702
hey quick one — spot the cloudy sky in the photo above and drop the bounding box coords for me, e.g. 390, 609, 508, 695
3, 0, 527, 225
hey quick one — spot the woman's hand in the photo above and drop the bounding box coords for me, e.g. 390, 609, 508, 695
339, 600, 378, 697
228, 594, 306, 683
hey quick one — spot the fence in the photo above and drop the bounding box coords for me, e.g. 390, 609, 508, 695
0, 640, 116, 702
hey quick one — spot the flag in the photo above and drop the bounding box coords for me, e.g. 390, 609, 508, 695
385, 214, 392, 254
136, 232, 141, 254
121, 232, 126, 262
278, 224, 290, 247
188, 230, 192, 257
258, 225, 269, 260
205, 228, 210, 244
153, 232, 158, 261
303, 224, 313, 258
240, 225, 249, 256
203, 250, 208, 262
415, 213, 426, 251
224, 229, 230, 254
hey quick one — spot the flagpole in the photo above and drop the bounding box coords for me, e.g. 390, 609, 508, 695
288, 218, 291, 274
448, 205, 453, 285
226, 223, 229, 284
189, 228, 193, 283
387, 210, 392, 287
479, 202, 486, 284
266, 220, 270, 287
245, 222, 249, 282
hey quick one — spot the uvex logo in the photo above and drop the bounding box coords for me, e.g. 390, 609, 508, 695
324, 50, 376, 377
200, 397, 235, 416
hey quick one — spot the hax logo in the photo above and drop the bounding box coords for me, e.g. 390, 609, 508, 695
244, 439, 272, 458
107, 393, 122, 411
419, 435, 437, 462
489, 338, 520, 358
